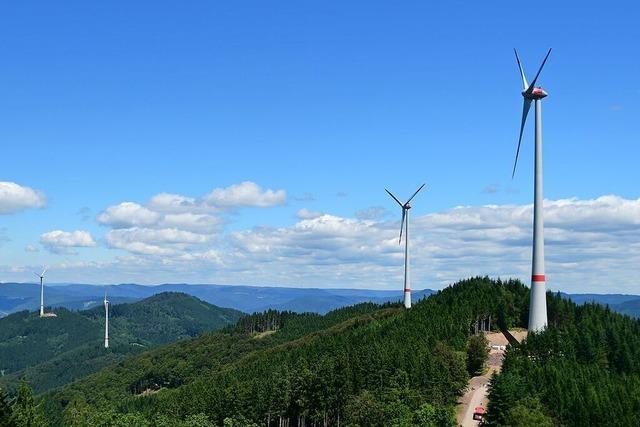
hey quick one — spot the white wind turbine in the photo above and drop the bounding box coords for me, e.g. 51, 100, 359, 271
104, 289, 110, 349
386, 183, 426, 309
34, 267, 48, 317
512, 48, 552, 332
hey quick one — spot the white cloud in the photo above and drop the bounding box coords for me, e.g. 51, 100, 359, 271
147, 193, 201, 213
94, 182, 285, 258
40, 230, 96, 254
7, 194, 640, 294
0, 182, 46, 214
160, 213, 222, 233
204, 182, 286, 208
296, 208, 323, 219
105, 227, 208, 255
24, 244, 39, 253
97, 202, 161, 228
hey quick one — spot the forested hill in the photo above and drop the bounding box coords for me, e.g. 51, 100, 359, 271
42, 277, 531, 426
487, 297, 640, 426
0, 292, 243, 395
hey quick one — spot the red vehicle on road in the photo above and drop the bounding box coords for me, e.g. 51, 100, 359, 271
473, 406, 486, 421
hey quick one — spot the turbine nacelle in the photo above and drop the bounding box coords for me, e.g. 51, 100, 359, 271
523, 87, 548, 100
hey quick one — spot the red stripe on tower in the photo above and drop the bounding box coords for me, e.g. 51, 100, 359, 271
531, 274, 546, 282
404, 288, 411, 292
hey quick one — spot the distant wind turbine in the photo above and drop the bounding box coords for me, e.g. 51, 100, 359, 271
512, 48, 552, 332
34, 267, 48, 317
104, 289, 109, 349
386, 183, 426, 309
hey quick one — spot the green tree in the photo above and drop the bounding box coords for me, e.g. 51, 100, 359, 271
0, 388, 15, 427
413, 403, 456, 427
466, 334, 489, 376
62, 396, 92, 427
10, 380, 47, 427
183, 413, 216, 427
222, 414, 258, 427
504, 397, 553, 427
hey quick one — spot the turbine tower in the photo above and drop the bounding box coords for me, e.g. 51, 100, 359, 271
34, 267, 47, 317
512, 48, 552, 332
104, 290, 110, 349
386, 183, 426, 309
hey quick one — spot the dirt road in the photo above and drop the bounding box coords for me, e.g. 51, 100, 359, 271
456, 330, 527, 427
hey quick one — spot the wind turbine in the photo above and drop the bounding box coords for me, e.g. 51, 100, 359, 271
512, 48, 552, 332
386, 183, 426, 309
34, 267, 48, 317
104, 289, 109, 349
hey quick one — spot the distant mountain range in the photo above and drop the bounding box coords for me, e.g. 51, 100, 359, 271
2, 282, 639, 319
0, 282, 435, 317
0, 292, 242, 394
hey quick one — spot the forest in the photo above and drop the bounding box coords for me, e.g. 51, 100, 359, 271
0, 292, 243, 395
1, 277, 639, 426
37, 277, 528, 426
486, 297, 640, 426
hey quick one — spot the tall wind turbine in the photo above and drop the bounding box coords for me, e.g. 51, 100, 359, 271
104, 289, 109, 349
386, 183, 426, 309
512, 48, 552, 332
34, 267, 48, 317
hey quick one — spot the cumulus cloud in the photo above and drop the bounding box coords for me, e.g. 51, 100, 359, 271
297, 208, 323, 219
204, 182, 286, 208
96, 181, 285, 258
148, 193, 200, 213
8, 194, 639, 294
97, 202, 161, 228
105, 228, 208, 255
40, 230, 96, 254
0, 182, 46, 214
223, 195, 640, 292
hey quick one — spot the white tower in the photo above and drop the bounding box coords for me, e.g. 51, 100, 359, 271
386, 184, 426, 309
104, 291, 109, 349
35, 268, 47, 317
512, 49, 552, 332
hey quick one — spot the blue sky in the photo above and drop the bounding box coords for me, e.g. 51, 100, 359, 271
1, 2, 639, 292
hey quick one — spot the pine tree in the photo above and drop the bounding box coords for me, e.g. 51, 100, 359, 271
10, 380, 47, 427
0, 388, 15, 427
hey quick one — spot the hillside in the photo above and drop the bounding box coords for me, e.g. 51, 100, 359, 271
42, 277, 530, 426
0, 293, 243, 394
486, 299, 640, 426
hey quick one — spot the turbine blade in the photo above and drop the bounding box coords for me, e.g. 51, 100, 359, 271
399, 209, 406, 244
41, 267, 48, 276
34, 272, 41, 278
526, 48, 552, 93
406, 183, 426, 204
512, 99, 533, 178
514, 49, 528, 91
385, 189, 404, 207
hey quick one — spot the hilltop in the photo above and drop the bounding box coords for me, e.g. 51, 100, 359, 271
42, 277, 530, 426
0, 292, 243, 394
35, 277, 640, 426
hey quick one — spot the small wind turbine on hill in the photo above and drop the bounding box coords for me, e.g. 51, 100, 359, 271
511, 48, 552, 332
34, 267, 47, 317
104, 289, 110, 349
386, 183, 426, 309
